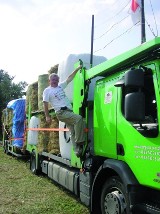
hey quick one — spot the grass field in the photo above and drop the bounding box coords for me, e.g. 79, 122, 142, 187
0, 146, 89, 214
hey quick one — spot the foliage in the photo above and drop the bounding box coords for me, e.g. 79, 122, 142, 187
48, 64, 59, 74
0, 69, 27, 108
0, 69, 28, 139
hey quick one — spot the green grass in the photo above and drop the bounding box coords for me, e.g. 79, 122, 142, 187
0, 146, 89, 214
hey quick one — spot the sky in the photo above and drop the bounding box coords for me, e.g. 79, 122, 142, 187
0, 0, 159, 85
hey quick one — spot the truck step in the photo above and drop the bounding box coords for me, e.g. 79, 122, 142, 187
133, 203, 160, 214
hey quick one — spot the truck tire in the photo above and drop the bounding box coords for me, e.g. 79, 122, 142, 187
101, 176, 130, 214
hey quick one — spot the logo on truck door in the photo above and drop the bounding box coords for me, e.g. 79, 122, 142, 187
104, 91, 112, 104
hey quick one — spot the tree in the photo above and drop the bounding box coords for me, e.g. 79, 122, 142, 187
0, 69, 28, 139
48, 64, 59, 74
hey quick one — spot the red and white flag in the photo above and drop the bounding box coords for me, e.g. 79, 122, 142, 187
130, 0, 141, 24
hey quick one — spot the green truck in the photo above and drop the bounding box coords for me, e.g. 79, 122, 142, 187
3, 37, 160, 214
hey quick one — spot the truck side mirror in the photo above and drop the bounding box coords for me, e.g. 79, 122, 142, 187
114, 68, 144, 88
125, 92, 145, 121
125, 68, 144, 87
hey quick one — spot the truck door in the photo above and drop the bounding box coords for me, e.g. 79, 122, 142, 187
73, 63, 85, 115
116, 65, 160, 189
94, 77, 118, 159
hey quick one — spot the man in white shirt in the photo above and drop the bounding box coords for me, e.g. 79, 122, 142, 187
43, 65, 85, 157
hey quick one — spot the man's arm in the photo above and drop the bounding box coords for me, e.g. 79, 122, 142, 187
66, 65, 82, 85
43, 101, 51, 123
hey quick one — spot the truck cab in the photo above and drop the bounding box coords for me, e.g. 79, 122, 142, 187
73, 37, 160, 213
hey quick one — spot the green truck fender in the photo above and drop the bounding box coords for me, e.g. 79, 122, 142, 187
90, 159, 139, 213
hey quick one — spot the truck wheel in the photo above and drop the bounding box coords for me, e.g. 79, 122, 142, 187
30, 151, 38, 174
101, 176, 130, 214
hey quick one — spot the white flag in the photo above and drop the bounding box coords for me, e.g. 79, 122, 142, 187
131, 0, 141, 24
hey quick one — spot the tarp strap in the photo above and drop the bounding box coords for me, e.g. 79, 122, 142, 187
27, 127, 69, 131
10, 137, 24, 141
26, 127, 89, 132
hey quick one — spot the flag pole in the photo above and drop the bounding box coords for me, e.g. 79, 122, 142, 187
141, 0, 146, 43
90, 15, 94, 68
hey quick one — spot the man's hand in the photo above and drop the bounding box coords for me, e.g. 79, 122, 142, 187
43, 101, 51, 124
77, 65, 82, 70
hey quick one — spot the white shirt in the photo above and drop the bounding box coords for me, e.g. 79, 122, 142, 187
43, 81, 72, 112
